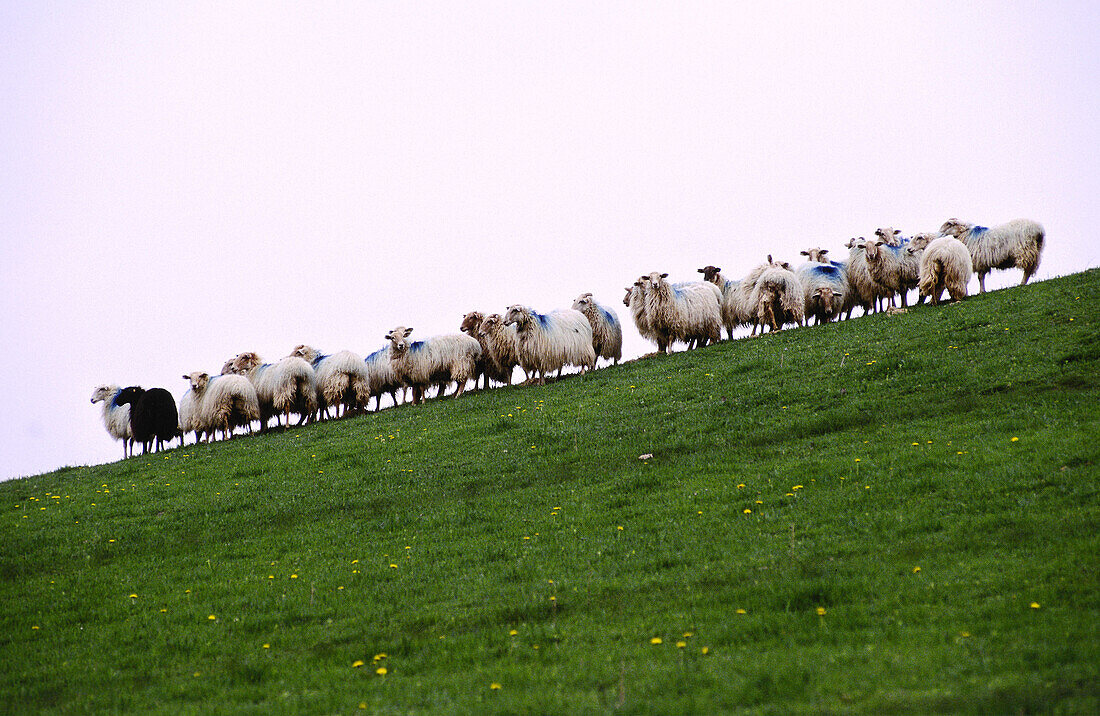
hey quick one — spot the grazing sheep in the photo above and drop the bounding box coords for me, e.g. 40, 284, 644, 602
478, 312, 524, 385
114, 386, 180, 455
90, 384, 133, 458
641, 272, 722, 352
289, 345, 370, 419
750, 265, 805, 334
363, 346, 405, 410
385, 327, 482, 404
797, 261, 849, 325
503, 305, 596, 384
915, 236, 973, 305
864, 234, 930, 308
572, 293, 623, 366
226, 352, 318, 429
182, 371, 261, 441
939, 218, 1045, 293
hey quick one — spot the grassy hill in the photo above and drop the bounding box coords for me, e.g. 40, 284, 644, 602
3, 270, 1098, 714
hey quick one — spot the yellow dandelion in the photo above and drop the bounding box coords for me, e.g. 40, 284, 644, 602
735, 608, 747, 615
816, 607, 826, 616
650, 637, 663, 645
743, 508, 751, 514
676, 641, 687, 648
1011, 437, 1019, 442
490, 683, 502, 690
701, 646, 710, 655
911, 442, 920, 446
129, 594, 138, 599
263, 644, 270, 649
376, 667, 388, 676
208, 615, 217, 621
290, 574, 298, 579
913, 566, 921, 573
683, 631, 693, 637
854, 458, 861, 462
509, 629, 518, 636
1030, 602, 1041, 609
352, 660, 364, 668
373, 653, 387, 662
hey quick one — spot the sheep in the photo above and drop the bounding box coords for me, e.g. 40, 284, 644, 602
113, 386, 180, 454
177, 386, 200, 445
289, 345, 370, 419
363, 346, 405, 410
711, 256, 789, 336
697, 266, 742, 340
864, 234, 930, 308
939, 218, 1045, 293
873, 227, 907, 247
477, 312, 524, 386
226, 352, 318, 430
914, 236, 973, 305
182, 371, 261, 441
749, 264, 805, 334
843, 239, 890, 318
385, 327, 482, 404
503, 305, 596, 385
90, 385, 133, 458
571, 293, 623, 366
624, 281, 659, 347
798, 247, 832, 264
461, 311, 509, 389
797, 261, 848, 325
641, 272, 722, 352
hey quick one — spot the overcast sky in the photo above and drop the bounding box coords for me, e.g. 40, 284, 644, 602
2, 1, 1097, 482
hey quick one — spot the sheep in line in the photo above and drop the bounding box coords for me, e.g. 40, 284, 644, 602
364, 346, 405, 410
796, 261, 848, 327
939, 218, 1045, 293
914, 237, 973, 305
182, 371, 261, 441
503, 305, 595, 384
478, 313, 524, 386
864, 233, 934, 308
91, 385, 133, 458
843, 240, 891, 318
385, 327, 482, 404
624, 282, 659, 348
289, 345, 371, 419
114, 386, 180, 454
641, 272, 722, 352
226, 352, 318, 430
572, 293, 623, 367
750, 263, 805, 334
696, 266, 742, 340
461, 311, 514, 389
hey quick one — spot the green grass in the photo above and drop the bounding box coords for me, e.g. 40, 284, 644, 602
3, 270, 1099, 714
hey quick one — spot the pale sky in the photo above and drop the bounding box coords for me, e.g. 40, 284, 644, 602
2, 1, 1098, 481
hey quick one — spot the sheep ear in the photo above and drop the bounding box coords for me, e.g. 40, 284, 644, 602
820, 249, 828, 255
404, 327, 414, 337
893, 229, 901, 235
800, 251, 809, 256
812, 290, 821, 298
767, 254, 773, 263
182, 374, 190, 380
697, 268, 705, 273
660, 272, 668, 278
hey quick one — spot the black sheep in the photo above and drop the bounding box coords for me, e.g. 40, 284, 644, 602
114, 386, 180, 455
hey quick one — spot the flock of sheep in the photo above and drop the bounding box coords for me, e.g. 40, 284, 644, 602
92, 217, 1044, 458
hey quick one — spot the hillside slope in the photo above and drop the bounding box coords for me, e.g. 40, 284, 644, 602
2, 270, 1098, 714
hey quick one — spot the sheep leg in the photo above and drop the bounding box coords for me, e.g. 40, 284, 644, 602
978, 272, 987, 293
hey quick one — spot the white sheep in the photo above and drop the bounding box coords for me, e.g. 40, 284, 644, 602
697, 266, 742, 340
478, 312, 526, 385
363, 346, 405, 410
182, 371, 261, 441
90, 384, 133, 458
503, 305, 596, 384
796, 261, 849, 325
385, 327, 482, 404
750, 264, 805, 334
712, 257, 789, 335
641, 272, 722, 352
914, 236, 973, 305
226, 352, 318, 430
939, 218, 1045, 293
864, 233, 933, 308
289, 345, 371, 419
873, 227, 907, 247
177, 387, 200, 445
571, 293, 623, 366
843, 240, 890, 318
461, 311, 514, 389
624, 281, 659, 348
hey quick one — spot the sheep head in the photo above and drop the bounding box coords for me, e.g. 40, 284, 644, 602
844, 237, 860, 249
90, 385, 114, 404
503, 305, 532, 329
697, 266, 723, 284
874, 227, 903, 246
811, 287, 842, 313
907, 233, 936, 255
289, 344, 320, 363
183, 372, 210, 391
863, 239, 882, 262
645, 272, 669, 288
460, 311, 484, 336
622, 287, 634, 306
479, 313, 504, 336
939, 218, 970, 238
572, 293, 594, 312
230, 352, 262, 373
384, 327, 415, 355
